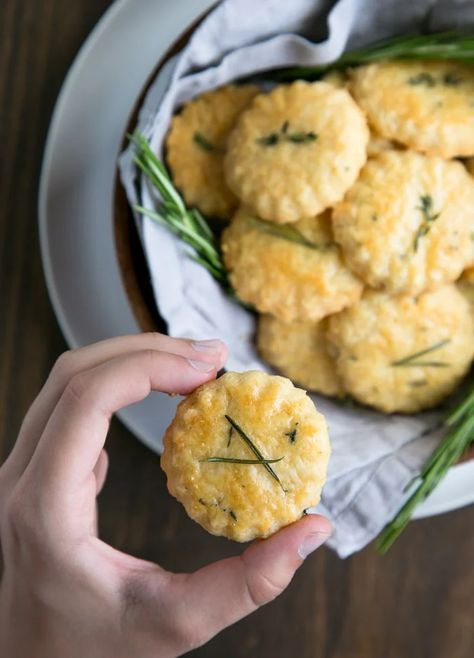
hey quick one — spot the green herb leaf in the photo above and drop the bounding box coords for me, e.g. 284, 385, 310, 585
391, 339, 450, 367
257, 132, 280, 146
287, 131, 318, 143
193, 131, 217, 152
413, 194, 440, 252
377, 382, 474, 553
273, 33, 474, 82
201, 456, 284, 464
225, 415, 285, 490
256, 126, 318, 146
248, 215, 336, 251
443, 71, 463, 85
408, 72, 436, 86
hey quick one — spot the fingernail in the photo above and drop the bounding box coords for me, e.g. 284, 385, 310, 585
298, 532, 331, 559
187, 359, 216, 372
191, 339, 222, 353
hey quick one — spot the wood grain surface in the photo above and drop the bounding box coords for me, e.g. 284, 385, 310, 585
0, 2, 473, 657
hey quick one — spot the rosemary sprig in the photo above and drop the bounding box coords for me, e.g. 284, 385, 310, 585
391, 339, 450, 367
413, 195, 440, 252
248, 215, 336, 251
377, 382, 474, 553
274, 33, 474, 81
201, 456, 284, 464
130, 133, 230, 288
225, 415, 285, 490
193, 131, 217, 152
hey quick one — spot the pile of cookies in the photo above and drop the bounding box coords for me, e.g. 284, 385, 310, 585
165, 60, 474, 414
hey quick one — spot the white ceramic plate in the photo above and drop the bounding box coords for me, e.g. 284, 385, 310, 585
38, 0, 474, 519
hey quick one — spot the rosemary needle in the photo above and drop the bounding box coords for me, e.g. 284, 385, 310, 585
248, 215, 335, 251
193, 131, 216, 152
413, 195, 440, 252
225, 415, 285, 490
201, 456, 284, 464
391, 339, 450, 367
274, 33, 474, 81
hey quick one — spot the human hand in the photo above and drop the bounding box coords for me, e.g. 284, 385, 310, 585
0, 333, 331, 658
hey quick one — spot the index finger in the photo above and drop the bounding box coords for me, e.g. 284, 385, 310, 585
4, 333, 226, 482
24, 349, 219, 503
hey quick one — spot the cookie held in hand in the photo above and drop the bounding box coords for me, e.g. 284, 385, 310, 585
161, 371, 331, 541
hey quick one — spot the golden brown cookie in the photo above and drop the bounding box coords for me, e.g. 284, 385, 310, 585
327, 286, 474, 414
224, 81, 369, 223
221, 206, 363, 322
465, 158, 474, 177
257, 314, 344, 398
457, 266, 474, 317
332, 151, 474, 295
161, 371, 331, 541
351, 61, 474, 158
366, 130, 399, 159
321, 70, 348, 88
166, 84, 258, 218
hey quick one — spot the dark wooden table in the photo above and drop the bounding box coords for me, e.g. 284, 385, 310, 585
1, 2, 473, 656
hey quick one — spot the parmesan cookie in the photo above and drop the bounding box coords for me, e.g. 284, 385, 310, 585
166, 84, 258, 218
257, 314, 344, 398
327, 286, 474, 414
351, 61, 474, 158
367, 130, 399, 159
161, 371, 331, 541
465, 158, 474, 177
224, 81, 369, 223
458, 266, 474, 317
463, 161, 474, 264
332, 151, 474, 295
221, 207, 363, 322
321, 70, 348, 88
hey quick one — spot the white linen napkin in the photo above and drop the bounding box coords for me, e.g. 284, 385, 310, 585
119, 0, 473, 557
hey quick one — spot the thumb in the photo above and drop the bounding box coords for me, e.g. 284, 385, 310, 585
170, 514, 331, 651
